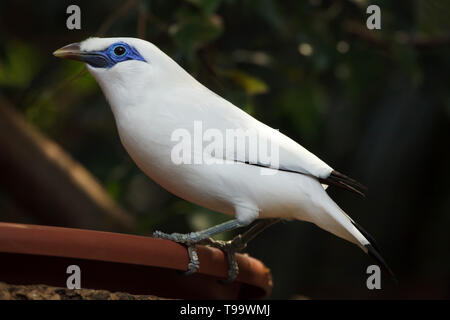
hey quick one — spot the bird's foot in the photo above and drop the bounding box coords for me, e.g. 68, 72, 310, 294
153, 230, 246, 282
200, 234, 247, 283
153, 230, 204, 275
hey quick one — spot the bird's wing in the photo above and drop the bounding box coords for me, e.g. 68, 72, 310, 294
196, 89, 366, 196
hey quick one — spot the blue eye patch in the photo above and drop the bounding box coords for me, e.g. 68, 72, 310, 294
82, 42, 147, 68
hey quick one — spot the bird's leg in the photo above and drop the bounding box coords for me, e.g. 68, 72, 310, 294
153, 219, 249, 275
200, 218, 280, 282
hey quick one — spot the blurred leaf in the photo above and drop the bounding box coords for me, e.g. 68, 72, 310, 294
226, 70, 268, 95
24, 63, 96, 132
106, 181, 121, 201
280, 84, 324, 140
25, 97, 58, 130
171, 12, 223, 54
0, 41, 41, 88
66, 68, 97, 96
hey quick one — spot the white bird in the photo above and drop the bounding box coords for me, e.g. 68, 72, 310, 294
54, 37, 395, 282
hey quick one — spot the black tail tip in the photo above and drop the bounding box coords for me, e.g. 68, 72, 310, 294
365, 244, 398, 285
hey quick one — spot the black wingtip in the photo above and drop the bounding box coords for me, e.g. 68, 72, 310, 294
320, 170, 367, 198
365, 244, 398, 285
332, 170, 368, 191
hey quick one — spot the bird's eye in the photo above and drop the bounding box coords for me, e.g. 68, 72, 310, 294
113, 45, 126, 56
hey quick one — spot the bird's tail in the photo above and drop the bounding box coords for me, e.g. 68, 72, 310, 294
314, 197, 397, 283
349, 219, 397, 283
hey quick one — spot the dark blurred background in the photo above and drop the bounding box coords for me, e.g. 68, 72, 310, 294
0, 0, 449, 299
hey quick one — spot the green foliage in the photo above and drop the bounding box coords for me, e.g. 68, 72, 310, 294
280, 84, 324, 141
225, 70, 268, 96
171, 6, 223, 56
0, 41, 42, 88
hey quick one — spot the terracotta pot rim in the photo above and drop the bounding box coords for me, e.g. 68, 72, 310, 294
0, 222, 272, 298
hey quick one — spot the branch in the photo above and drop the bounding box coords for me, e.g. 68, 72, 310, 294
0, 97, 136, 232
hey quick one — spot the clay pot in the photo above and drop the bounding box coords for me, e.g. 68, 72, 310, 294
0, 222, 272, 299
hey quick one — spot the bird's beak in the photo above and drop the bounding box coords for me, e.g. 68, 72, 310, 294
53, 42, 110, 68
53, 42, 84, 62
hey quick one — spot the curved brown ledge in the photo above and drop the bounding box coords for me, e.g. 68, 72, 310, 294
0, 222, 272, 299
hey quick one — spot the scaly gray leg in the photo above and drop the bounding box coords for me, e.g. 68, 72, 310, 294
153, 219, 250, 274
201, 218, 280, 282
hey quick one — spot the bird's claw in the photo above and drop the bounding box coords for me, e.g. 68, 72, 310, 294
185, 245, 200, 275
152, 230, 246, 282
200, 235, 247, 283
153, 230, 202, 275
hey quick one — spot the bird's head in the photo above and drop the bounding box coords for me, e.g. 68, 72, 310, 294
53, 37, 194, 108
